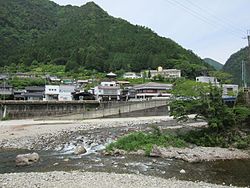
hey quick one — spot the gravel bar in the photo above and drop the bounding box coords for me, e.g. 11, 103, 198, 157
0, 171, 237, 188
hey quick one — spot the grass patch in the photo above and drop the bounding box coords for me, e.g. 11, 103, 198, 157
106, 127, 187, 155
106, 126, 250, 155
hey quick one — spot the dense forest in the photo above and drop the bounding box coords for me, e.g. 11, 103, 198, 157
0, 0, 213, 78
223, 47, 250, 85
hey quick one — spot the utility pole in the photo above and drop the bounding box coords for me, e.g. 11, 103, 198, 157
243, 30, 250, 88
247, 30, 250, 88
242, 60, 245, 88
247, 30, 250, 48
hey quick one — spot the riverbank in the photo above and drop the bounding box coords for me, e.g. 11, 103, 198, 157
0, 116, 205, 150
0, 116, 249, 162
0, 116, 249, 187
0, 171, 237, 188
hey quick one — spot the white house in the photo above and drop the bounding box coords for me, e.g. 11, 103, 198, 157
44, 85, 60, 101
133, 82, 173, 99
94, 81, 121, 101
222, 84, 239, 96
123, 72, 141, 79
143, 67, 181, 79
196, 76, 219, 84
59, 85, 75, 101
44, 85, 75, 101
48, 76, 61, 83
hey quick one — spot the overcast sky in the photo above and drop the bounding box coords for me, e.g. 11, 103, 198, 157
52, 0, 250, 64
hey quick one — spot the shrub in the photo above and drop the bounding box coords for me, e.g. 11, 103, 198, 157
106, 127, 187, 153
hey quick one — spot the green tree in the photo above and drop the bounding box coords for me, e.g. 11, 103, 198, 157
170, 82, 249, 132
148, 70, 151, 78
209, 71, 233, 84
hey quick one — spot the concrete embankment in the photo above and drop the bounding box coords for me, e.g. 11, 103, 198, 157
0, 100, 168, 120
0, 100, 99, 119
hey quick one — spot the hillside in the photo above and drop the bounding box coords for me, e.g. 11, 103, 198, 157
0, 0, 213, 79
223, 47, 250, 85
203, 58, 223, 70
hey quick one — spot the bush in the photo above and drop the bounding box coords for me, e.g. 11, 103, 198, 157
106, 127, 187, 154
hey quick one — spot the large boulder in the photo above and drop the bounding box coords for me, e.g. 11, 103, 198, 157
16, 153, 40, 166
74, 146, 87, 155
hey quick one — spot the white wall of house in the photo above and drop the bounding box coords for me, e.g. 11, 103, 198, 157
222, 84, 238, 96
196, 76, 218, 84
142, 67, 181, 79
94, 82, 121, 101
45, 85, 60, 95
58, 85, 75, 101
123, 72, 141, 79
58, 93, 72, 101
44, 85, 75, 101
163, 69, 181, 78
100, 81, 117, 87
94, 87, 121, 96
45, 85, 59, 101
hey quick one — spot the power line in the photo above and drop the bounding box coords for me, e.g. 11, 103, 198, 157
168, 0, 243, 38
164, 0, 243, 39
184, 0, 245, 34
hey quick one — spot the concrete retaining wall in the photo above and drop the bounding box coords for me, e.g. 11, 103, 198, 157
0, 101, 99, 119
55, 100, 168, 120
0, 100, 168, 120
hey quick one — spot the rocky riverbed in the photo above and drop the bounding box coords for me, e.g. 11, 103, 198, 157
0, 116, 249, 187
0, 116, 176, 150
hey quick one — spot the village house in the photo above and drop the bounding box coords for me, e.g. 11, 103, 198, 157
77, 80, 89, 88
23, 86, 45, 101
143, 67, 181, 79
0, 84, 13, 100
15, 72, 36, 79
48, 76, 61, 83
222, 84, 239, 96
123, 72, 141, 79
59, 85, 75, 101
44, 85, 76, 101
44, 85, 60, 101
0, 74, 9, 81
73, 91, 95, 100
196, 76, 219, 84
132, 82, 172, 99
13, 89, 26, 100
94, 81, 121, 101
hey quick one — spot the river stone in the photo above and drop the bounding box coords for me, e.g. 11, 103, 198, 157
15, 152, 40, 166
180, 169, 186, 174
74, 145, 87, 155
150, 145, 162, 157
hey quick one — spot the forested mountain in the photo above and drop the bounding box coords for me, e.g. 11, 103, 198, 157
203, 58, 223, 70
0, 0, 212, 78
223, 47, 250, 85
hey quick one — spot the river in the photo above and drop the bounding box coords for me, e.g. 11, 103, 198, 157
0, 121, 249, 187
